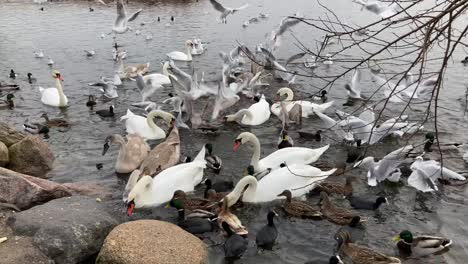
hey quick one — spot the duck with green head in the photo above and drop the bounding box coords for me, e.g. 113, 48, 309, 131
205, 143, 222, 174
0, 94, 15, 109
393, 230, 452, 258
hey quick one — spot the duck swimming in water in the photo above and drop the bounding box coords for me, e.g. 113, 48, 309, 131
0, 94, 15, 109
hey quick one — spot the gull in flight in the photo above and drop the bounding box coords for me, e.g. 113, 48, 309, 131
372, 72, 437, 103
344, 69, 362, 99
354, 0, 402, 19
408, 155, 467, 192
112, 0, 142, 34
354, 145, 414, 186
209, 0, 248, 24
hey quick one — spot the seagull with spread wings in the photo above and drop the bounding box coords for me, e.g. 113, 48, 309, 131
112, 0, 142, 34
209, 0, 249, 23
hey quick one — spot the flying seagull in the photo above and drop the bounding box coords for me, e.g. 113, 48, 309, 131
209, 0, 248, 23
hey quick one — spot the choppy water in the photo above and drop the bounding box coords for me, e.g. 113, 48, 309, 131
0, 0, 467, 263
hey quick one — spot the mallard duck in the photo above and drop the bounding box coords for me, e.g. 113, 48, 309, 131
0, 83, 19, 91
171, 190, 214, 211
336, 230, 401, 263
393, 230, 452, 258
218, 196, 248, 236
347, 196, 388, 210
86, 95, 97, 109
23, 120, 49, 136
222, 221, 248, 261
255, 211, 278, 250
0, 94, 15, 109
317, 177, 355, 196
205, 143, 222, 173
169, 199, 216, 234
320, 192, 361, 225
96, 105, 115, 118
462, 56, 468, 64
277, 130, 293, 149
205, 189, 228, 202
297, 130, 322, 141
102, 134, 149, 174
139, 122, 180, 176
278, 190, 322, 219
40, 113, 70, 127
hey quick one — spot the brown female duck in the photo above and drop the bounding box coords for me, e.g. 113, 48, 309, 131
320, 192, 362, 225
317, 176, 355, 196
277, 190, 322, 219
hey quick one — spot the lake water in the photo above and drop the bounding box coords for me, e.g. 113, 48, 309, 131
0, 0, 467, 263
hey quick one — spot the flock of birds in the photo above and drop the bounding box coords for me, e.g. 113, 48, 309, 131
2, 0, 468, 263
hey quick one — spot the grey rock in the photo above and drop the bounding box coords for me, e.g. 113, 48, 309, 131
0, 141, 8, 167
7, 196, 119, 264
0, 122, 26, 147
7, 135, 55, 178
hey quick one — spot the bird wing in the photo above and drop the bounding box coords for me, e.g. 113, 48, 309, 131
127, 9, 142, 22
209, 0, 227, 12
114, 0, 127, 28
373, 145, 413, 183
275, 16, 301, 37
285, 52, 306, 65
169, 61, 192, 90
358, 107, 375, 125
233, 4, 249, 12
351, 69, 361, 91
408, 168, 438, 192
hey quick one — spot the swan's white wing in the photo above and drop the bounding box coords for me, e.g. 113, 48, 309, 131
127, 9, 142, 22
209, 0, 227, 12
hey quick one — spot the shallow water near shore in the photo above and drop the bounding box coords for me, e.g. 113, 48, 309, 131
1, 0, 468, 263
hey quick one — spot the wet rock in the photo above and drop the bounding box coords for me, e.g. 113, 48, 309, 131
7, 196, 119, 264
96, 220, 208, 264
0, 122, 26, 147
7, 135, 55, 178
0, 167, 71, 210
0, 209, 53, 264
0, 141, 8, 167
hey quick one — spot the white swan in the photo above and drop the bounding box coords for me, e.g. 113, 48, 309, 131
142, 61, 171, 86
39, 70, 68, 107
120, 109, 175, 140
167, 41, 194, 61
271, 88, 334, 118
225, 165, 336, 206
126, 145, 206, 211
224, 95, 271, 125
34, 50, 44, 58
233, 132, 330, 172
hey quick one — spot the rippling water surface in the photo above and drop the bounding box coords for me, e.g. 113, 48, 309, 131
0, 0, 467, 263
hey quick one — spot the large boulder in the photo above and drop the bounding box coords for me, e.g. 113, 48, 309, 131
0, 122, 26, 147
96, 220, 208, 264
0, 209, 52, 264
0, 167, 71, 210
0, 141, 8, 167
7, 135, 55, 178
7, 196, 119, 264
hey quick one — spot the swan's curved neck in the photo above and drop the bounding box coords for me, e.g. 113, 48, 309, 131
246, 134, 261, 170
113, 135, 127, 160
55, 78, 66, 106
185, 46, 193, 61
229, 176, 258, 204
284, 89, 294, 101
162, 62, 170, 76
230, 109, 252, 121
146, 112, 162, 131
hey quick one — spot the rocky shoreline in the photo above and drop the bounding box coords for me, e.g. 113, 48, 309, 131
0, 123, 207, 264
